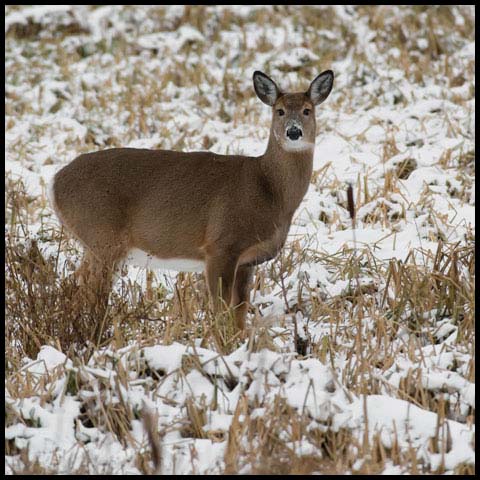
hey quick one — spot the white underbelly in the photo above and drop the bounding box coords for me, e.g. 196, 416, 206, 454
124, 248, 205, 272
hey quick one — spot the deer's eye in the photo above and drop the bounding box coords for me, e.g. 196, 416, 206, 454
277, 109, 285, 116
303, 108, 311, 116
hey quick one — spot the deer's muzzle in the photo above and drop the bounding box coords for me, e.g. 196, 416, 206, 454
286, 125, 302, 141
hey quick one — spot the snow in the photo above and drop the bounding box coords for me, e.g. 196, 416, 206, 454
23, 346, 71, 375
7, 339, 474, 472
349, 395, 475, 471
6, 395, 81, 470
143, 343, 188, 374
5, 5, 73, 31
5, 4, 475, 476
138, 25, 204, 52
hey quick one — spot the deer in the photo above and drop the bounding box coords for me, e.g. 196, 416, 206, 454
50, 69, 334, 334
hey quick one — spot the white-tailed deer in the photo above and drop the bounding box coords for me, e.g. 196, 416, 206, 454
51, 69, 334, 331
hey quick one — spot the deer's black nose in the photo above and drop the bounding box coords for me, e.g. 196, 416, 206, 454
286, 126, 302, 140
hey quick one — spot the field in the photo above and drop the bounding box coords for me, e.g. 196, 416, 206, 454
5, 5, 475, 475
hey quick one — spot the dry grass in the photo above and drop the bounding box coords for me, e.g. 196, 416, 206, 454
5, 5, 475, 475
5, 181, 474, 474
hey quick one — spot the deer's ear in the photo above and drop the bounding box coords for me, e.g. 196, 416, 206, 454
307, 70, 334, 106
253, 71, 280, 106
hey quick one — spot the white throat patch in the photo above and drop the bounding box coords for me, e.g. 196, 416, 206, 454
281, 139, 315, 152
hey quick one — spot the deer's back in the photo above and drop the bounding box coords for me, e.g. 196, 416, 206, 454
54, 148, 249, 211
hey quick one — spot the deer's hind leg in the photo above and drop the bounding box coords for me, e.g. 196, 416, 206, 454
72, 238, 129, 342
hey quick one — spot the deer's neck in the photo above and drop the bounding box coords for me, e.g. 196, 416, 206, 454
259, 131, 314, 214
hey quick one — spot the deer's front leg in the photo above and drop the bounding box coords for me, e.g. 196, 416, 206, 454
231, 265, 253, 331
205, 253, 239, 321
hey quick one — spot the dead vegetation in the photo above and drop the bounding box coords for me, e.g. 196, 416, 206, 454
5, 5, 475, 475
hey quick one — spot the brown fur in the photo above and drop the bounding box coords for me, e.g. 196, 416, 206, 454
51, 70, 334, 331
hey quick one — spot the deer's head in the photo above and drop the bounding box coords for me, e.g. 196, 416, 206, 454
253, 70, 334, 152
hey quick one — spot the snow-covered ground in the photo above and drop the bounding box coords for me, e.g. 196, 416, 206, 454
5, 5, 475, 475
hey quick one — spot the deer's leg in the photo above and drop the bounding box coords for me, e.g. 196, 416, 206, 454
72, 242, 126, 342
75, 250, 114, 301
87, 250, 122, 342
74, 250, 95, 287
88, 255, 116, 307
231, 265, 253, 331
205, 253, 239, 318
